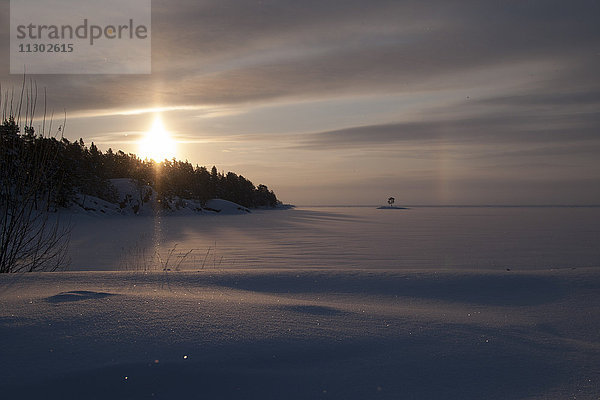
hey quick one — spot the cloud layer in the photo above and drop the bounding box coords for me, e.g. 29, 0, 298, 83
1, 0, 599, 203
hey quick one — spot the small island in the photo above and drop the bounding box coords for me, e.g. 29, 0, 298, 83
377, 196, 409, 209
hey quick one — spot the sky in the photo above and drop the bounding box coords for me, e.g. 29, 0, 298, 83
1, 0, 600, 205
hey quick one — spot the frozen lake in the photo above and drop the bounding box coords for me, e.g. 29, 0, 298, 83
70, 206, 600, 271
4, 206, 600, 399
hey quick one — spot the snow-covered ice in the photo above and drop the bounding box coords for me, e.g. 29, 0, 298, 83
1, 206, 600, 399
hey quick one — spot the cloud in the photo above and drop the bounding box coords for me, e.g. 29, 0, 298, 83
1, 0, 599, 116
480, 91, 600, 108
297, 111, 600, 149
1, 0, 599, 206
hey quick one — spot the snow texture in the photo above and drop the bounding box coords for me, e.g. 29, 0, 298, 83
1, 268, 599, 399
1, 206, 599, 399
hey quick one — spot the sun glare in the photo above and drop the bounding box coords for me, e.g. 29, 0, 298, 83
139, 115, 177, 162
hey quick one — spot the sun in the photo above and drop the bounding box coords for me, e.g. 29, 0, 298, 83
138, 115, 177, 162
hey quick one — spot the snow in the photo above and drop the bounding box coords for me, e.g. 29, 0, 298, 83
204, 199, 251, 214
69, 179, 251, 216
1, 206, 600, 399
1, 268, 599, 399
108, 178, 157, 215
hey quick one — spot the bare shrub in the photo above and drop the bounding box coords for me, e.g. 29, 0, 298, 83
0, 79, 71, 272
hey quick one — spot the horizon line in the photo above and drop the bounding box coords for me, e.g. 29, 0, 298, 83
294, 204, 600, 208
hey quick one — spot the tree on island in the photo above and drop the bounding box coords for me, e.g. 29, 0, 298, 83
388, 197, 395, 207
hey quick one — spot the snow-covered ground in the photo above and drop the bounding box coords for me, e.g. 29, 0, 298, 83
2, 206, 600, 399
70, 178, 251, 216
1, 268, 599, 399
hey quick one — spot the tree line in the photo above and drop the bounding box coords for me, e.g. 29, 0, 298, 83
0, 117, 280, 211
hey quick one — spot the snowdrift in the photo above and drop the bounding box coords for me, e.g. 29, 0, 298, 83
1, 268, 599, 399
204, 199, 251, 214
